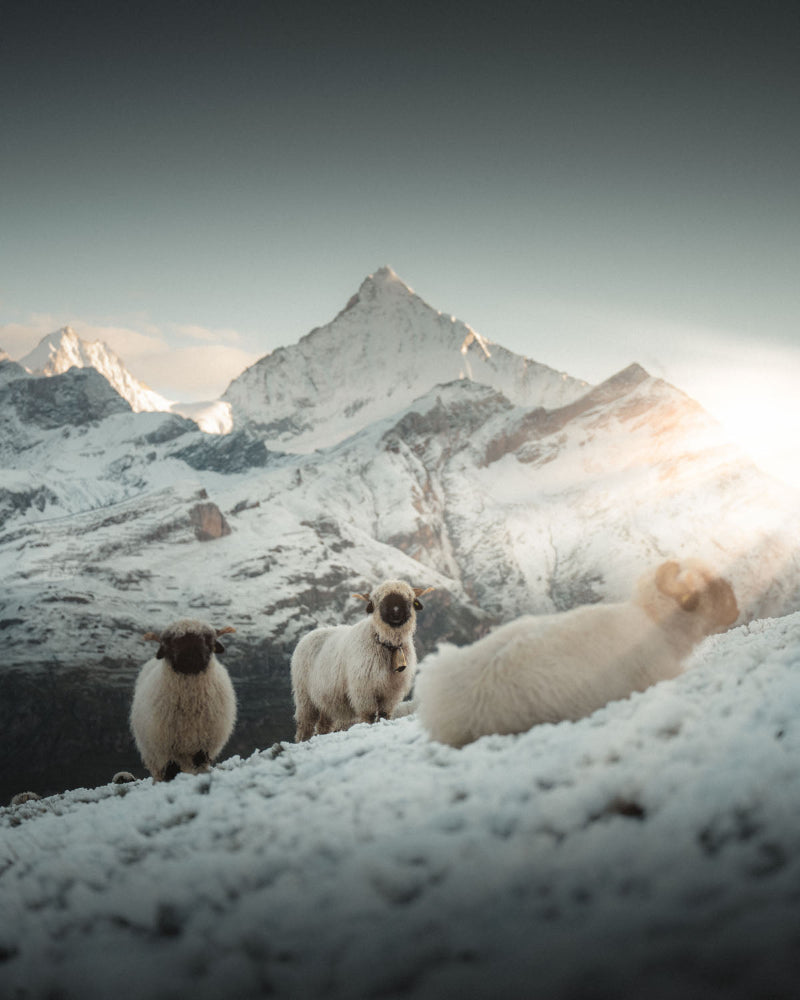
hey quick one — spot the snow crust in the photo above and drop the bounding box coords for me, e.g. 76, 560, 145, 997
2, 613, 799, 999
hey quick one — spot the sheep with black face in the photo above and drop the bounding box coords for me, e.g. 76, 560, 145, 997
291, 580, 433, 741
417, 558, 738, 748
130, 618, 237, 781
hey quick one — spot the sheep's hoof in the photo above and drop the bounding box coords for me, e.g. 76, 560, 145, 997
163, 761, 181, 781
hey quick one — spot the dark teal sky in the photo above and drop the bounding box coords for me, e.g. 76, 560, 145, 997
2, 0, 799, 481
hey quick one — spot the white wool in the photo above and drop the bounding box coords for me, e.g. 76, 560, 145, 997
130, 618, 237, 780
291, 580, 425, 740
417, 559, 737, 747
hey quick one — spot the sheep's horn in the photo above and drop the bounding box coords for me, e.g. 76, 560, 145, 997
352, 592, 372, 602
216, 626, 236, 636
413, 586, 435, 598
655, 561, 699, 611
655, 561, 680, 596
143, 631, 161, 642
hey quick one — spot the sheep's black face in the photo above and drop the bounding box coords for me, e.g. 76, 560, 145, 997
163, 632, 214, 675
379, 591, 412, 628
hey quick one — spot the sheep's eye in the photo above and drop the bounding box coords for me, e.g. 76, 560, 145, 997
413, 599, 423, 611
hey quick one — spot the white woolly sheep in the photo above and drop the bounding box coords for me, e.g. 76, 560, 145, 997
130, 618, 237, 781
291, 580, 434, 741
417, 559, 738, 748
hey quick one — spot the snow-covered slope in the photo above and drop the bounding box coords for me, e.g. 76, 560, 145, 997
223, 266, 589, 450
20, 326, 174, 413
2, 612, 799, 1000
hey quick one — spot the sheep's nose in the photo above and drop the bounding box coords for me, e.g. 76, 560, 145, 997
380, 596, 410, 626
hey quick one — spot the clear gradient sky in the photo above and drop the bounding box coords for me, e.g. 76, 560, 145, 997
2, 1, 799, 485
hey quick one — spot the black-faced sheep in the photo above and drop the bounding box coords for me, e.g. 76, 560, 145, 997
417, 559, 738, 748
130, 618, 237, 781
291, 580, 434, 741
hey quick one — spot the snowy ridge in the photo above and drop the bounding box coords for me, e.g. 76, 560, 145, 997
2, 612, 799, 999
18, 327, 236, 433
20, 326, 174, 413
223, 266, 589, 451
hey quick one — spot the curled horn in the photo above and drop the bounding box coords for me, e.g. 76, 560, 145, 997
216, 626, 236, 636
413, 586, 435, 598
655, 560, 699, 612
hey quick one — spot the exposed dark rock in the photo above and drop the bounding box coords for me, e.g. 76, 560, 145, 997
175, 431, 279, 473
189, 501, 232, 541
0, 485, 60, 527
0, 368, 130, 429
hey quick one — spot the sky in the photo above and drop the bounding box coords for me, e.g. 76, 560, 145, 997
1, 0, 798, 485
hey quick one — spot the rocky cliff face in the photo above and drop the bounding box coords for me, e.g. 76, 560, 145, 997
1, 272, 798, 801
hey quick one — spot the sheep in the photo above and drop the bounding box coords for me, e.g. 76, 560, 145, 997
416, 559, 738, 748
291, 580, 434, 741
130, 618, 237, 781
10, 791, 41, 806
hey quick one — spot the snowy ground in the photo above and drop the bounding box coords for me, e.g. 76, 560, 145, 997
2, 613, 799, 1000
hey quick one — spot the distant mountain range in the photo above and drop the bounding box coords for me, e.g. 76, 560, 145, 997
16, 325, 233, 434
1, 268, 799, 800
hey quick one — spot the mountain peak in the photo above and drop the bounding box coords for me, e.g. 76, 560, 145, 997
20, 327, 174, 414
354, 265, 413, 305
224, 269, 591, 451
363, 265, 402, 288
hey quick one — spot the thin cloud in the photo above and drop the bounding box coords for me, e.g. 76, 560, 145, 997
170, 323, 244, 345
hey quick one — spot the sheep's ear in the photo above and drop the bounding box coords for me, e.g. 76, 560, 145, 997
413, 586, 435, 598
352, 592, 374, 614
216, 625, 236, 637
143, 632, 165, 657
655, 561, 699, 612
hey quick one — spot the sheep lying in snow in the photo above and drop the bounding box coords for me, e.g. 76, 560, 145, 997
291, 580, 434, 741
417, 559, 738, 748
130, 618, 237, 781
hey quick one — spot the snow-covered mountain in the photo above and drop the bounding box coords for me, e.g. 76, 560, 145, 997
17, 326, 233, 433
20, 326, 174, 413
1, 270, 799, 800
223, 266, 589, 450
2, 612, 799, 1000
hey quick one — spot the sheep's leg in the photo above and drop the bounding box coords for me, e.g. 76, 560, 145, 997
358, 702, 385, 725
192, 750, 210, 772
295, 705, 319, 742
163, 760, 181, 782
316, 712, 334, 735
294, 686, 320, 741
